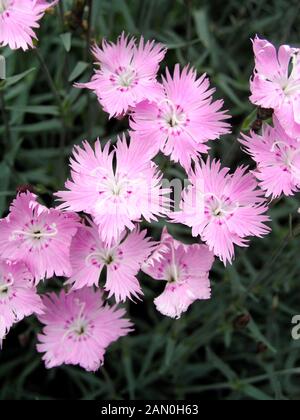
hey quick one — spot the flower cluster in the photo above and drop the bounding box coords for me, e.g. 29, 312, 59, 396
244, 36, 300, 198
4, 31, 296, 374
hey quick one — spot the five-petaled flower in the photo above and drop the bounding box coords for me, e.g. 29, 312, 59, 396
67, 222, 154, 302
76, 33, 166, 118
56, 136, 171, 245
0, 259, 43, 344
250, 36, 300, 138
142, 229, 214, 319
0, 0, 58, 50
0, 192, 79, 283
130, 64, 231, 170
37, 287, 133, 371
240, 117, 300, 198
171, 159, 271, 265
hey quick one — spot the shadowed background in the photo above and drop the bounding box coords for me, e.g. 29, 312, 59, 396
0, 0, 300, 400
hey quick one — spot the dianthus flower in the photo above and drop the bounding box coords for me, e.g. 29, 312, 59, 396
250, 36, 300, 138
240, 117, 300, 198
76, 33, 166, 118
67, 223, 154, 302
37, 288, 133, 371
171, 159, 270, 264
130, 64, 231, 170
0, 259, 43, 344
56, 137, 171, 245
0, 192, 79, 282
142, 229, 213, 318
0, 0, 58, 50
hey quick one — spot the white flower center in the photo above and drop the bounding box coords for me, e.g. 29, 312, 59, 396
110, 66, 138, 91
86, 249, 116, 266
0, 273, 14, 300
271, 141, 300, 176
63, 300, 93, 342
276, 54, 300, 97
158, 99, 188, 134
0, 0, 9, 13
204, 193, 239, 219
10, 222, 58, 243
166, 263, 181, 283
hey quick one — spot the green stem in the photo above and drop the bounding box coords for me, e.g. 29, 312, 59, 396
34, 48, 67, 184
247, 221, 300, 293
86, 0, 94, 139
0, 89, 11, 146
35, 48, 61, 107
86, 0, 94, 58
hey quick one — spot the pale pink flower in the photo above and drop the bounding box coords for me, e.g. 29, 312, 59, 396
171, 160, 270, 265
67, 222, 154, 302
250, 36, 300, 137
130, 64, 231, 170
76, 33, 166, 118
56, 137, 171, 245
37, 287, 133, 371
142, 229, 213, 319
0, 0, 58, 51
240, 117, 300, 198
0, 259, 43, 343
0, 192, 79, 283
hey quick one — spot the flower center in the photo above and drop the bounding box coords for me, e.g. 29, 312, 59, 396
276, 54, 300, 97
204, 193, 238, 219
110, 66, 138, 91
271, 141, 300, 174
0, 274, 14, 300
63, 300, 94, 342
86, 249, 116, 267
158, 100, 189, 135
10, 222, 58, 244
282, 79, 300, 96
91, 168, 135, 201
0, 0, 9, 13
166, 263, 181, 283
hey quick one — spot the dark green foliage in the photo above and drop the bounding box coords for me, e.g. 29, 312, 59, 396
0, 0, 300, 401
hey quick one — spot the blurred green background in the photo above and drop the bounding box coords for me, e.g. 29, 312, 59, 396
1, 0, 300, 400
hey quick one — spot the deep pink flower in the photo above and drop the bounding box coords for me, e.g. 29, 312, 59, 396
0, 0, 58, 50
76, 33, 166, 118
142, 229, 213, 318
171, 159, 270, 265
130, 64, 231, 170
0, 192, 79, 283
250, 36, 300, 137
0, 259, 43, 343
37, 287, 133, 371
56, 137, 171, 245
240, 117, 300, 198
67, 222, 154, 302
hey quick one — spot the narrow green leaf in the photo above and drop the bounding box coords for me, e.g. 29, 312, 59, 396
60, 32, 72, 52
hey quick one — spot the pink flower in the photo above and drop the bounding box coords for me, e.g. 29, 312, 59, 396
56, 137, 171, 245
240, 117, 300, 198
67, 222, 154, 302
0, 192, 79, 283
37, 288, 133, 371
0, 0, 58, 51
130, 64, 231, 170
142, 229, 213, 318
0, 259, 43, 343
250, 36, 300, 137
76, 33, 166, 118
171, 160, 270, 265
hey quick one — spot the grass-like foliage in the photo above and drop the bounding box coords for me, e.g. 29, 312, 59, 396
0, 0, 300, 401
